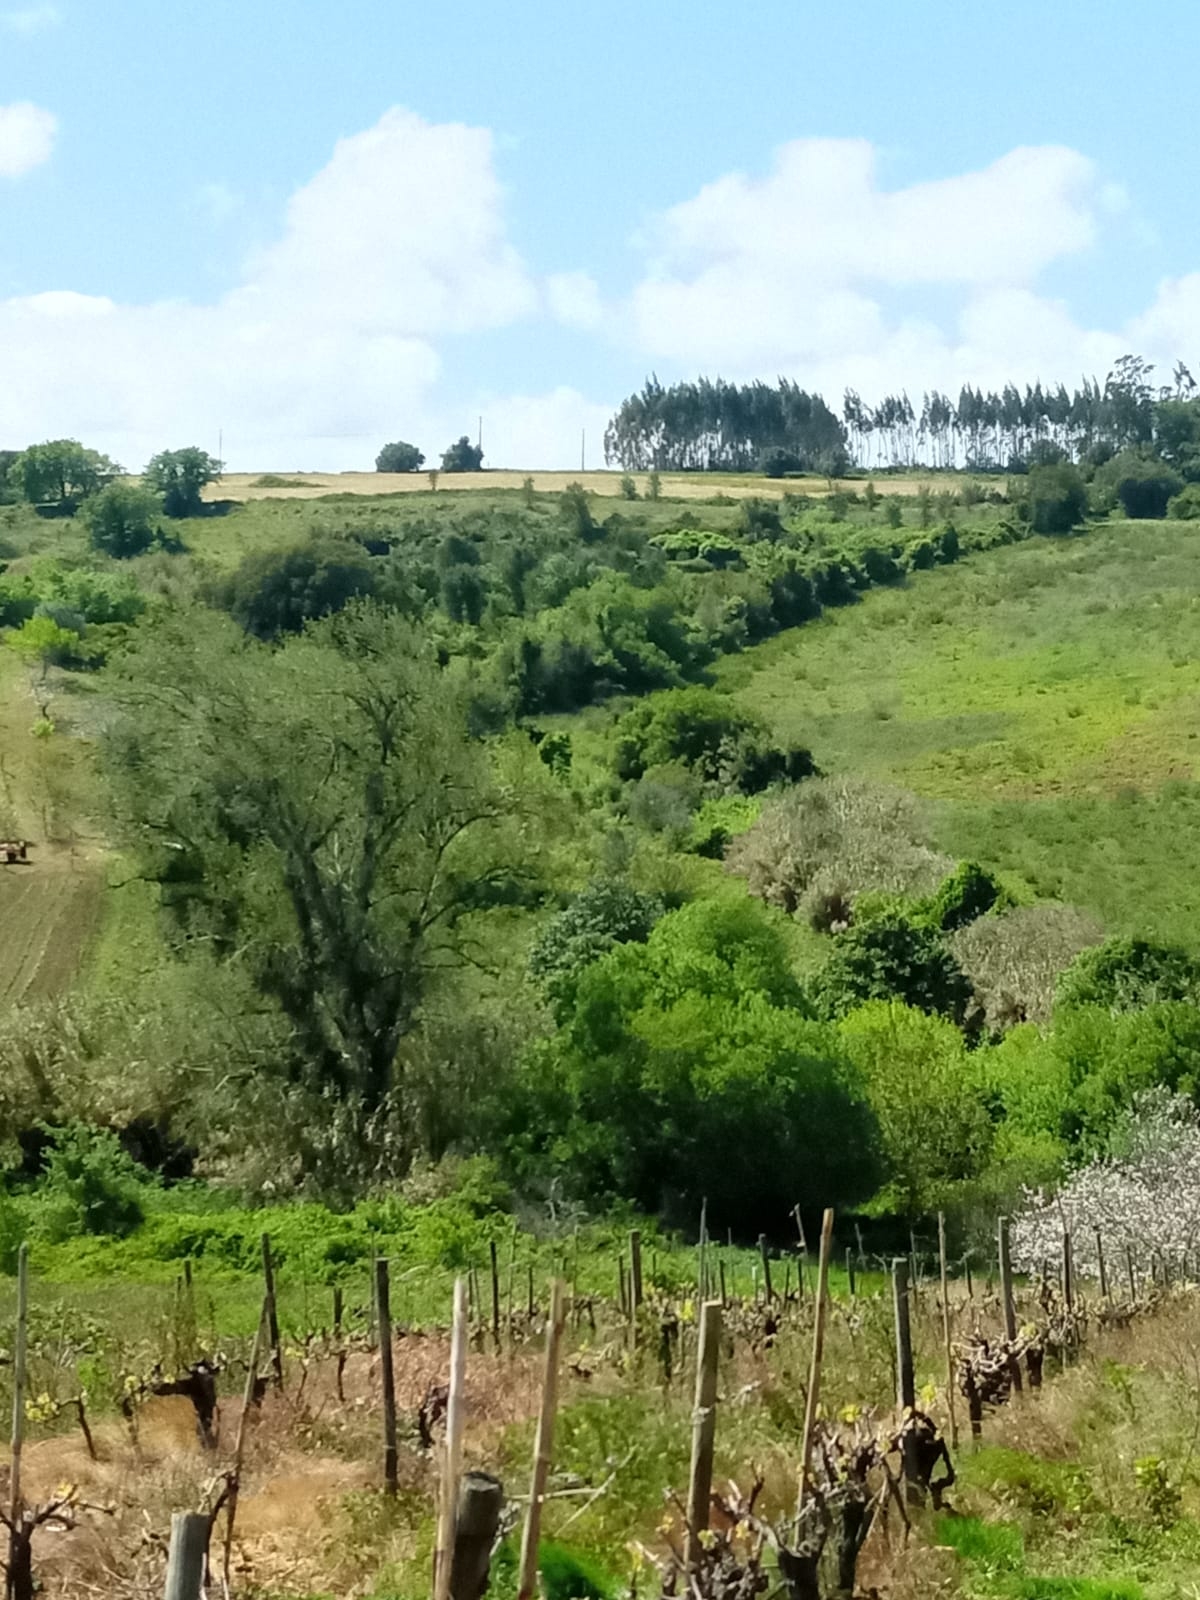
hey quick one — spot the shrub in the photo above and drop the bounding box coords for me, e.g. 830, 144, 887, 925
375, 440, 424, 473
32, 1124, 152, 1241
559, 483, 599, 542
950, 904, 1105, 1029
528, 880, 665, 1013
925, 861, 1003, 931
810, 912, 973, 1023
216, 538, 377, 639
759, 447, 804, 478
1056, 937, 1200, 1013
1168, 483, 1200, 519
1025, 463, 1088, 534
84, 484, 163, 558
619, 473, 638, 500
143, 447, 221, 518
1114, 458, 1184, 519
738, 498, 784, 541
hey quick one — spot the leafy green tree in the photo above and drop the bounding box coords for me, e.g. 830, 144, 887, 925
528, 879, 664, 1014
216, 538, 377, 639
811, 911, 973, 1023
6, 613, 84, 712
838, 1002, 993, 1216
143, 447, 222, 517
1113, 457, 1184, 519
84, 483, 163, 558
1025, 462, 1088, 534
924, 861, 1003, 931
375, 440, 425, 473
33, 1123, 151, 1240
612, 686, 814, 792
1056, 938, 1200, 1013
441, 436, 484, 472
559, 483, 599, 542
103, 605, 514, 1178
1152, 399, 1200, 479
8, 440, 121, 506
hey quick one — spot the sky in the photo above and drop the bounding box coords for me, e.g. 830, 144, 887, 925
2, 0, 1200, 470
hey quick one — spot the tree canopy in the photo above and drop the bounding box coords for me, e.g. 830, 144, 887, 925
375, 440, 425, 473
7, 440, 121, 505
441, 436, 484, 472
143, 448, 222, 517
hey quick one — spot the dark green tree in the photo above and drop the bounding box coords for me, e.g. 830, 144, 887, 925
1056, 938, 1200, 1013
1025, 462, 1088, 534
84, 484, 163, 558
8, 439, 121, 505
216, 538, 377, 639
811, 912, 973, 1023
441, 436, 484, 472
375, 440, 425, 473
143, 448, 222, 517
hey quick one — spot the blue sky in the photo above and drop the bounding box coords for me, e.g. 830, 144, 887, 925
2, 0, 1199, 468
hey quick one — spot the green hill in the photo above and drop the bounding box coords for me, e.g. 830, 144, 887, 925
718, 519, 1200, 945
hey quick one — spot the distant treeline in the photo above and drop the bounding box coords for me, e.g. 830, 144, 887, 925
605, 356, 1200, 476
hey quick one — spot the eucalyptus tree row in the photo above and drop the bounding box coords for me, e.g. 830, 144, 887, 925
607, 357, 1199, 475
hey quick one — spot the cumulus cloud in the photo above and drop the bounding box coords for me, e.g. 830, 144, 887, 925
0, 101, 56, 177
625, 137, 1181, 399
2, 5, 60, 35
546, 271, 604, 330
467, 386, 614, 468
0, 108, 590, 467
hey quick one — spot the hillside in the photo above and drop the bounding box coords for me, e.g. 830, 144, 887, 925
720, 519, 1200, 945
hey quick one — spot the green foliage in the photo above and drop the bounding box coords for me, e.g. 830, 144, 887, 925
612, 687, 814, 793
1026, 463, 1088, 534
216, 537, 377, 639
84, 483, 163, 558
559, 483, 599, 542
1112, 456, 1185, 520
33, 1123, 152, 1241
441, 436, 484, 472
536, 1544, 616, 1600
5, 613, 84, 673
528, 880, 665, 1014
375, 440, 425, 473
507, 900, 878, 1230
688, 794, 760, 858
7, 439, 120, 505
619, 473, 638, 501
1167, 483, 1200, 519
811, 911, 972, 1023
925, 860, 1003, 931
1056, 938, 1200, 1013
143, 447, 221, 518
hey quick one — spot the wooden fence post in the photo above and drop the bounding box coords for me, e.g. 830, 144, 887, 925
517, 1281, 566, 1600
798, 1209, 834, 1506
892, 1258, 921, 1500
260, 1233, 284, 1391
629, 1230, 643, 1310
1095, 1229, 1109, 1302
7, 1242, 28, 1600
938, 1213, 959, 1450
450, 1472, 505, 1600
435, 1279, 470, 1600
1062, 1232, 1074, 1315
490, 1241, 502, 1351
846, 1247, 856, 1299
375, 1258, 398, 1496
759, 1235, 774, 1303
685, 1301, 722, 1572
1126, 1246, 1137, 1302
997, 1217, 1023, 1394
163, 1512, 208, 1600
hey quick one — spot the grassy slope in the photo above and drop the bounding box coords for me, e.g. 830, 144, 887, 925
718, 519, 1200, 945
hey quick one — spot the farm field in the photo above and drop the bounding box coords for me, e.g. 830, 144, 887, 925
719, 519, 1200, 944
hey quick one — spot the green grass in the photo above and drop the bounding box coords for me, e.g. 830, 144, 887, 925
719, 520, 1200, 944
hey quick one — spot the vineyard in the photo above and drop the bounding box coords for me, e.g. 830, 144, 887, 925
1, 1214, 1195, 1600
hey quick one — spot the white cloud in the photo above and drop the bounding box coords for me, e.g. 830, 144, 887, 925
0, 101, 56, 177
546, 271, 604, 330
2, 5, 60, 35
0, 107, 573, 468
467, 386, 614, 469
194, 180, 244, 226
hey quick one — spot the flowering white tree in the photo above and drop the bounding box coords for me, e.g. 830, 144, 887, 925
1012, 1091, 1200, 1279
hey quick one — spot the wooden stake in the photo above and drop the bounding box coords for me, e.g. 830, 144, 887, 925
938, 1213, 959, 1451
997, 1217, 1022, 1393
798, 1209, 834, 1508
1126, 1245, 1137, 1302
435, 1279, 470, 1600
333, 1284, 346, 1403
759, 1235, 774, 1303
505, 1222, 517, 1347
846, 1246, 856, 1298
260, 1233, 283, 1391
7, 1242, 28, 1600
222, 1300, 267, 1590
1062, 1231, 1074, 1315
892, 1258, 921, 1499
527, 1263, 535, 1320
449, 1472, 505, 1600
685, 1301, 722, 1571
376, 1258, 398, 1496
629, 1229, 643, 1309
490, 1240, 501, 1350
163, 1512, 209, 1600
1095, 1228, 1109, 1302
517, 1281, 565, 1600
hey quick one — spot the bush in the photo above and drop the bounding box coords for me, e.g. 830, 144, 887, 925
441, 436, 484, 472
216, 538, 377, 639
1056, 937, 1200, 1013
738, 498, 783, 541
759, 447, 804, 478
925, 861, 1003, 931
143, 447, 220, 518
84, 484, 163, 558
1114, 457, 1184, 519
32, 1124, 152, 1242
810, 912, 973, 1023
950, 904, 1104, 1029
375, 440, 425, 473
1025, 463, 1088, 534
611, 687, 813, 793
1168, 484, 1200, 519
528, 880, 665, 1014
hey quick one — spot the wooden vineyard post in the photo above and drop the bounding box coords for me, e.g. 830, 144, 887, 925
798, 1209, 834, 1508
435, 1280, 470, 1600
506, 1222, 517, 1347
997, 1217, 1023, 1393
1095, 1229, 1109, 1302
517, 1281, 566, 1600
792, 1205, 809, 1300
527, 1264, 535, 1320
759, 1235, 774, 1303
718, 1260, 728, 1307
260, 1233, 284, 1391
685, 1301, 722, 1572
629, 1230, 643, 1310
375, 1258, 398, 1496
892, 1258, 921, 1501
163, 1512, 209, 1600
450, 1472, 505, 1600
938, 1213, 959, 1450
7, 1242, 28, 1600
490, 1241, 502, 1351
846, 1247, 856, 1298
222, 1301, 267, 1590
1126, 1246, 1137, 1302
333, 1285, 346, 1403
618, 1257, 628, 1318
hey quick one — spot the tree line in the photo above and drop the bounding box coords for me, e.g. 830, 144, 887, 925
605, 356, 1200, 476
